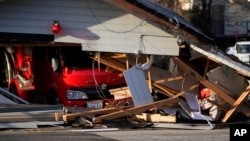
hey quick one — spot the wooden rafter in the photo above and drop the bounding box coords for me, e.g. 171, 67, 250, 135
92, 92, 183, 123
172, 56, 250, 122
63, 107, 131, 123
172, 56, 236, 105
221, 85, 250, 122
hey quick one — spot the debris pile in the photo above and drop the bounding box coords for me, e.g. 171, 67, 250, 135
1, 47, 250, 130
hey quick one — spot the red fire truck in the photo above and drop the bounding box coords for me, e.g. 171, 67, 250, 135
0, 46, 126, 108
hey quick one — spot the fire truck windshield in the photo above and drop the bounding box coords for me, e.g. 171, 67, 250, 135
62, 47, 93, 68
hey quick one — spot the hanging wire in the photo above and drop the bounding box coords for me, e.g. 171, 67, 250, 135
91, 56, 107, 100
85, 0, 148, 34
139, 34, 177, 55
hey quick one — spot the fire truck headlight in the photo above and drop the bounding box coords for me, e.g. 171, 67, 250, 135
67, 90, 88, 100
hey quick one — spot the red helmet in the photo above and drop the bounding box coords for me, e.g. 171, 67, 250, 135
200, 88, 211, 99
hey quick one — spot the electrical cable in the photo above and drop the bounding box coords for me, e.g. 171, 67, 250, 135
91, 57, 107, 100
86, 0, 148, 34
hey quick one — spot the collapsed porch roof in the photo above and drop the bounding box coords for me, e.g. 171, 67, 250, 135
104, 0, 214, 44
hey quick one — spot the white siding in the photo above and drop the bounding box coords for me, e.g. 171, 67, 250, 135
80, 0, 179, 55
0, 0, 104, 34
0, 0, 179, 55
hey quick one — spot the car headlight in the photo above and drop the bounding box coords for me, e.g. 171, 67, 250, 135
67, 90, 88, 100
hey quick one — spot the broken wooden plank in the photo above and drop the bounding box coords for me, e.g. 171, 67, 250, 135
92, 54, 127, 72
104, 98, 134, 108
136, 113, 176, 123
109, 86, 129, 93
151, 82, 179, 97
221, 85, 250, 122
109, 86, 131, 99
110, 91, 131, 100
92, 82, 199, 124
109, 53, 127, 59
153, 76, 184, 84
63, 107, 130, 122
92, 93, 182, 123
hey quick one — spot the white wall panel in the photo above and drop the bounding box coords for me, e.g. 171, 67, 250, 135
0, 0, 179, 55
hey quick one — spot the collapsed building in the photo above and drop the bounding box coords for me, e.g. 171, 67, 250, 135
0, 0, 249, 129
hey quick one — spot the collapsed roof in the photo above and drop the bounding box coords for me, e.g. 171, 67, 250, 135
104, 0, 214, 44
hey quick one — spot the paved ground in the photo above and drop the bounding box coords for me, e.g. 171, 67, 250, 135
94, 128, 229, 141
0, 125, 230, 141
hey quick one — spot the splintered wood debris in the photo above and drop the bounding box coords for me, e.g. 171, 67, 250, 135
1, 52, 250, 130
59, 52, 250, 130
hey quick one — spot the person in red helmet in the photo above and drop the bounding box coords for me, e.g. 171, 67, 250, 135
199, 87, 222, 121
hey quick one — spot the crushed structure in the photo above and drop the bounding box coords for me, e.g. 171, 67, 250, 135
0, 0, 249, 130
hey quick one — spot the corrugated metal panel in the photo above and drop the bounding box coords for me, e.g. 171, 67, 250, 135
123, 65, 153, 106
0, 87, 29, 104
0, 95, 16, 104
190, 44, 250, 77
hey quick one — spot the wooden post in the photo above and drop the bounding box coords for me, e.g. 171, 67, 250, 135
221, 85, 250, 122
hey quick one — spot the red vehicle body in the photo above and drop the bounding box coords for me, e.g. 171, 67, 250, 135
0, 46, 126, 107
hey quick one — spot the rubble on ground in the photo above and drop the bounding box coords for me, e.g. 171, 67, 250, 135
0, 49, 250, 130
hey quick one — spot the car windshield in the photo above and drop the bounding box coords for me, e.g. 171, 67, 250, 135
237, 44, 250, 53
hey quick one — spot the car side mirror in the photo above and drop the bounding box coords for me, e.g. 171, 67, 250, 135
225, 47, 234, 55
51, 58, 60, 72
